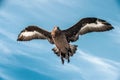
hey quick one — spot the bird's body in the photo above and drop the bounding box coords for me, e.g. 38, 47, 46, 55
52, 31, 69, 54
51, 27, 77, 63
17, 17, 114, 64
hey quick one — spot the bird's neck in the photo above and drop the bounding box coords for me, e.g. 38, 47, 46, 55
51, 29, 61, 38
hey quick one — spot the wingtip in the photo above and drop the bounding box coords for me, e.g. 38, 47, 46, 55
17, 38, 21, 41
109, 25, 114, 30
111, 26, 114, 29
100, 19, 114, 31
17, 36, 23, 41
17, 38, 19, 41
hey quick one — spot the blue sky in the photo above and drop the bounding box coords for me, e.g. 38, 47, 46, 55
0, 0, 120, 80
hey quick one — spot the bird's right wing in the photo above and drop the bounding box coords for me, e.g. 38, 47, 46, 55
17, 26, 54, 44
62, 17, 114, 42
79, 18, 114, 35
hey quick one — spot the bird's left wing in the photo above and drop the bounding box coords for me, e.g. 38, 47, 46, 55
62, 17, 114, 42
17, 26, 54, 44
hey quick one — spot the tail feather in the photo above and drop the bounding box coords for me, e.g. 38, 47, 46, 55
69, 45, 78, 56
52, 45, 78, 64
52, 47, 60, 56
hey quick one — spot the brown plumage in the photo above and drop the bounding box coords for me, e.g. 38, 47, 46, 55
17, 17, 114, 64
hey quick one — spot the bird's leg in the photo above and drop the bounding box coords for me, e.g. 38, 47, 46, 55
52, 48, 65, 64
67, 52, 70, 63
61, 56, 64, 64
66, 48, 71, 63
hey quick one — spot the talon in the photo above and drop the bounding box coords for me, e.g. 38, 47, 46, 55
61, 57, 64, 64
68, 58, 70, 63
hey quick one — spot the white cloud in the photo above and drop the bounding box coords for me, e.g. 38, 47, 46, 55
0, 27, 16, 41
0, 1, 119, 80
53, 0, 79, 7
54, 49, 120, 80
0, 67, 15, 80
77, 50, 119, 80
0, 40, 11, 54
107, 19, 120, 44
0, 72, 12, 80
110, 26, 120, 44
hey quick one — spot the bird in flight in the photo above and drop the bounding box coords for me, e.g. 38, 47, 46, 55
17, 17, 114, 64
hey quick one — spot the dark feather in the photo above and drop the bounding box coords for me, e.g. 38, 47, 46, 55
17, 26, 54, 44
62, 17, 114, 42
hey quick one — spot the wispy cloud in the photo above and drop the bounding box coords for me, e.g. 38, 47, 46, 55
82, 50, 119, 80
0, 40, 12, 54
53, 0, 79, 7
0, 0, 120, 80
109, 26, 120, 44
107, 19, 120, 44
54, 49, 120, 80
77, 50, 119, 80
0, 28, 16, 41
0, 72, 12, 80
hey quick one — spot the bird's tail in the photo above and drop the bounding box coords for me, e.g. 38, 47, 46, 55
52, 45, 77, 64
69, 44, 78, 56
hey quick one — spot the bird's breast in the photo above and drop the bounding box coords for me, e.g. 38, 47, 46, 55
52, 33, 69, 52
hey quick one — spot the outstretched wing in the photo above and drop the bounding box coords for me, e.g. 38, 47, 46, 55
62, 17, 114, 42
17, 26, 53, 44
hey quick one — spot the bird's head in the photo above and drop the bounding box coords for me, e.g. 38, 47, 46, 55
51, 26, 61, 37
53, 26, 61, 31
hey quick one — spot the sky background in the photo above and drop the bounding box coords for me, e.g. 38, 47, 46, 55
0, 0, 120, 80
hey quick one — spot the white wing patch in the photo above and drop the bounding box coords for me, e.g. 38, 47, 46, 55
20, 31, 41, 37
20, 31, 35, 37
86, 20, 104, 27
81, 20, 104, 30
